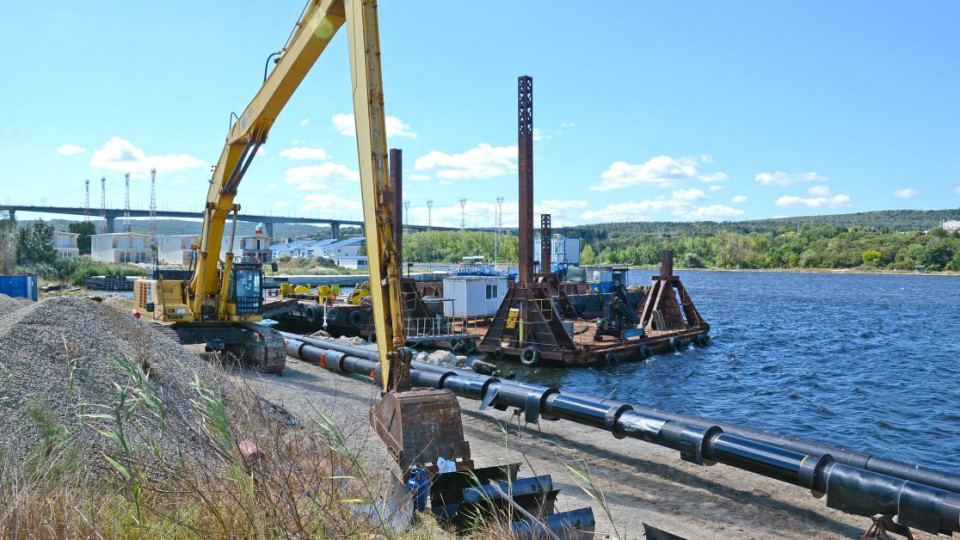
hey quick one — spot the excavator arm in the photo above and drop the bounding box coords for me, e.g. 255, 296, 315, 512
184, 0, 406, 390
190, 0, 347, 319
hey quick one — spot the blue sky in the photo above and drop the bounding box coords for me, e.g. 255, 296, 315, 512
1, 1, 958, 229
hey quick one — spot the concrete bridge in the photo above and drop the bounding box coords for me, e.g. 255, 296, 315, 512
0, 204, 464, 239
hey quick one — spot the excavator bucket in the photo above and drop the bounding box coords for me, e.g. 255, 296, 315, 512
369, 388, 473, 473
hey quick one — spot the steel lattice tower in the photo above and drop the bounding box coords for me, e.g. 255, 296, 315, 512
426, 200, 433, 229
148, 169, 158, 242
84, 179, 90, 221
99, 177, 107, 233
123, 173, 131, 232
459, 198, 467, 228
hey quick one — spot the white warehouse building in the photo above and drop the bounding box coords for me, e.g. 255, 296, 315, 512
91, 233, 152, 264
157, 235, 200, 266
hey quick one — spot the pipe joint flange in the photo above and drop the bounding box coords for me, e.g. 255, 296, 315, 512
798, 453, 832, 498
523, 390, 545, 424
605, 404, 634, 439
681, 425, 723, 465
539, 387, 562, 421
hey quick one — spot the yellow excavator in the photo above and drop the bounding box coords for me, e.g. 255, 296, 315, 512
135, 0, 464, 453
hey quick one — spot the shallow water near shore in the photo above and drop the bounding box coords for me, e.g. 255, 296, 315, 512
508, 270, 960, 473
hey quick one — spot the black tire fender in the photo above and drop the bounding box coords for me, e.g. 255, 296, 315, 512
520, 345, 540, 366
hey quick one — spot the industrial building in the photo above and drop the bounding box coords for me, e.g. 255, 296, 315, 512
533, 234, 580, 268
220, 235, 272, 263
53, 231, 79, 259
91, 233, 152, 264
271, 238, 337, 259
269, 237, 367, 269
157, 235, 200, 266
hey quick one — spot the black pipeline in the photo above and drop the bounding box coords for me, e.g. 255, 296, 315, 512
281, 334, 960, 535
281, 331, 960, 497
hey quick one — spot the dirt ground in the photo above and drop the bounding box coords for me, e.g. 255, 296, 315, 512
229, 356, 932, 540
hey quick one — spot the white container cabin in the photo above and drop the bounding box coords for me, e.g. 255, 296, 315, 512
441, 275, 508, 318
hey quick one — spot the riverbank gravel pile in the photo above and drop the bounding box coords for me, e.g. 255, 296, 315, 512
0, 293, 33, 317
0, 295, 225, 468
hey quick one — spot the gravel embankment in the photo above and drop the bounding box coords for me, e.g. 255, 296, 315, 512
0, 295, 224, 468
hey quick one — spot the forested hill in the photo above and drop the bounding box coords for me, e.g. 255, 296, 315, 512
554, 208, 960, 241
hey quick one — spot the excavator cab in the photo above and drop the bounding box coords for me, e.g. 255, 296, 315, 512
227, 261, 263, 316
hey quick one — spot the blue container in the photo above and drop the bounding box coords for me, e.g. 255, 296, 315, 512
0, 274, 38, 301
406, 468, 430, 512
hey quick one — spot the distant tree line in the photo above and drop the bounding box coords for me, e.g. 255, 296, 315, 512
572, 224, 960, 271
402, 221, 960, 272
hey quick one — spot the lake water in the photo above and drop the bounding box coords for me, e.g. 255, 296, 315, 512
511, 270, 960, 473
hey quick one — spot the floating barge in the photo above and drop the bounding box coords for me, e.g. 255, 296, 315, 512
476, 251, 710, 367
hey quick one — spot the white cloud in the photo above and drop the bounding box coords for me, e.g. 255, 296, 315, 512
672, 188, 707, 201
580, 200, 676, 221
283, 163, 359, 191
560, 122, 577, 128
775, 194, 852, 208
89, 137, 206, 175
536, 199, 588, 222
580, 189, 743, 222
280, 146, 329, 160
301, 193, 361, 213
731, 195, 747, 203
700, 154, 715, 164
537, 199, 588, 212
807, 185, 832, 196
755, 171, 828, 186
673, 204, 744, 221
299, 118, 310, 127
409, 173, 430, 181
332, 113, 417, 137
414, 143, 517, 180
709, 185, 725, 192
58, 144, 85, 155
591, 155, 727, 191
893, 188, 918, 198
274, 201, 289, 208
955, 185, 960, 194
533, 128, 551, 141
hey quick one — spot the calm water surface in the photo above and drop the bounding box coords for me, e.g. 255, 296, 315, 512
504, 271, 960, 473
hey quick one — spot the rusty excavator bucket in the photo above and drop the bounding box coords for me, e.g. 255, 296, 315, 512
370, 388, 473, 474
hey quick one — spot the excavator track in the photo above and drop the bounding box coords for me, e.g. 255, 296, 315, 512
240, 323, 286, 374
148, 321, 285, 374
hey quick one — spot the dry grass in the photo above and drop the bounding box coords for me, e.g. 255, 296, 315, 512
0, 359, 432, 538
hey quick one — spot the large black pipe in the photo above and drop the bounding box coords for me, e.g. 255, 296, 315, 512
409, 356, 960, 497
281, 334, 960, 534
282, 331, 960, 495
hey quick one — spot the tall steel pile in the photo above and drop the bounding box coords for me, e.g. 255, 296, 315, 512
0, 295, 225, 468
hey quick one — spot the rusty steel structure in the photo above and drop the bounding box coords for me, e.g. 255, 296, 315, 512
389, 148, 402, 258
540, 213, 552, 276
637, 250, 707, 332
477, 76, 580, 366
517, 75, 534, 285
474, 77, 711, 367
